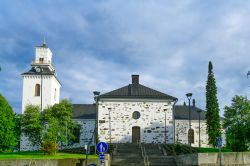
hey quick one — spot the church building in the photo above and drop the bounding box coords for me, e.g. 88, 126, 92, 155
20, 42, 217, 151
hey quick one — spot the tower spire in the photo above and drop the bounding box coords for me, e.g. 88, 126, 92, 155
42, 37, 47, 47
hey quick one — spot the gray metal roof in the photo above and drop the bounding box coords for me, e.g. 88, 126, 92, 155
99, 84, 177, 100
174, 105, 206, 120
21, 66, 55, 75
72, 104, 96, 119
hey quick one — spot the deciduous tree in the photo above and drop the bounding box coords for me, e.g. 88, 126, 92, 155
22, 100, 76, 154
223, 95, 250, 151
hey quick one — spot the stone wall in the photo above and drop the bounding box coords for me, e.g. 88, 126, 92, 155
20, 134, 40, 151
175, 120, 226, 147
175, 120, 209, 147
175, 152, 250, 166
0, 157, 110, 166
63, 119, 96, 149
98, 99, 174, 143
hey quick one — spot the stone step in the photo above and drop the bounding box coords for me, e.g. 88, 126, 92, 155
113, 153, 142, 158
112, 158, 143, 163
111, 163, 144, 166
146, 150, 163, 154
148, 157, 177, 166
149, 163, 176, 166
116, 149, 141, 153
149, 157, 175, 163
148, 156, 174, 159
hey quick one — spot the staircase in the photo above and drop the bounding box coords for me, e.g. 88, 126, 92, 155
144, 144, 176, 166
111, 144, 177, 166
111, 143, 144, 166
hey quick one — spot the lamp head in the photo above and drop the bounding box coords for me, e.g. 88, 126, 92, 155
186, 93, 192, 100
93, 91, 100, 96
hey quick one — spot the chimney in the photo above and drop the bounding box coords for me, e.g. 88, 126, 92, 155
132, 75, 139, 84
193, 99, 195, 107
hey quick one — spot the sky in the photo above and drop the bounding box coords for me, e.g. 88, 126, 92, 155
0, 0, 250, 115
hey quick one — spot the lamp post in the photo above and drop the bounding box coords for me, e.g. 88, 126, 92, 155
164, 109, 167, 144
173, 99, 178, 145
93, 91, 100, 154
197, 109, 201, 149
108, 108, 112, 144
186, 93, 192, 151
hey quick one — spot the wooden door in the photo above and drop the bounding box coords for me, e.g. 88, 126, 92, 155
132, 126, 140, 144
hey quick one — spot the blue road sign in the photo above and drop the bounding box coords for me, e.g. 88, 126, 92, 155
217, 137, 222, 148
97, 142, 108, 153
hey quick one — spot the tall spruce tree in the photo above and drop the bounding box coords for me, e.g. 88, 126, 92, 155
205, 61, 221, 147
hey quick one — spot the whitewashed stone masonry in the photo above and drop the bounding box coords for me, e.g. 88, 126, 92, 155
98, 99, 174, 143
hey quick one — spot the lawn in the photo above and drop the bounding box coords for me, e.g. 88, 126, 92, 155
0, 151, 98, 160
198, 147, 232, 153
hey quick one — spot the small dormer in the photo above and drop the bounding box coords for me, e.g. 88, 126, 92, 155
34, 40, 53, 64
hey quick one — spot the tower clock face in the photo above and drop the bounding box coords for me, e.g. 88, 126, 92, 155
35, 67, 41, 72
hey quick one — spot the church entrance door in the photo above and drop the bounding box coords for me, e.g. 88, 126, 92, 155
132, 126, 140, 144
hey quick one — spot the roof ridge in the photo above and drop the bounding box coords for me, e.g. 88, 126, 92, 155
99, 83, 177, 100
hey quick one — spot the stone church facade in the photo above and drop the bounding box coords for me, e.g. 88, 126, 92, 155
97, 75, 177, 144
20, 42, 222, 151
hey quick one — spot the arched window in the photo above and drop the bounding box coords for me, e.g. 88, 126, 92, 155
35, 84, 40, 96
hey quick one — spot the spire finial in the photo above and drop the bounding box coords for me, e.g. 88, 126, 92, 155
42, 37, 47, 47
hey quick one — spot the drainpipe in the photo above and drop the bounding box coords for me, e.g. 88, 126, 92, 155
173, 98, 178, 145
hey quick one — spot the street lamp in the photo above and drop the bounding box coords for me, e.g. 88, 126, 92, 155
93, 91, 100, 154
164, 109, 167, 144
197, 109, 202, 149
186, 93, 192, 151
35, 66, 43, 111
108, 108, 112, 144
173, 98, 178, 145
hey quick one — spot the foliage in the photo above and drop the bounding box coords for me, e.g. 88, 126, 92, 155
164, 144, 198, 155
205, 61, 221, 147
21, 100, 76, 154
198, 147, 232, 153
0, 94, 17, 151
14, 114, 22, 151
22, 105, 43, 146
223, 95, 250, 152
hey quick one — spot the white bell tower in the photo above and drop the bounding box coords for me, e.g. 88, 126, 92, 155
21, 41, 61, 113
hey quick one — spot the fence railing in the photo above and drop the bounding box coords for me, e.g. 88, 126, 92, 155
140, 143, 150, 166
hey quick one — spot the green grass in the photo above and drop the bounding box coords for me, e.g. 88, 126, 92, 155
198, 147, 232, 153
0, 151, 98, 160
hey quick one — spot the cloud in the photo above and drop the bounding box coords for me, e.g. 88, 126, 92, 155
1, 0, 250, 116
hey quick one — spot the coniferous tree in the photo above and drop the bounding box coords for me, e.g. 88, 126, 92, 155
0, 94, 17, 151
205, 61, 221, 147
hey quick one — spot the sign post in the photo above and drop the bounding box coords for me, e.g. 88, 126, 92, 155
85, 144, 90, 166
217, 137, 222, 166
97, 142, 108, 166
